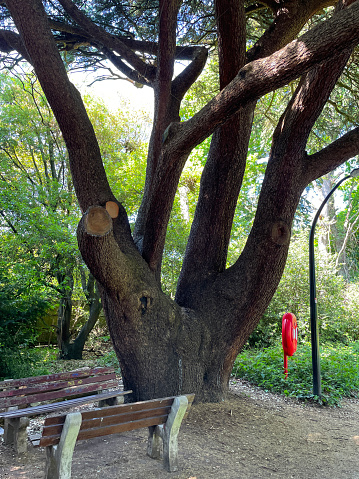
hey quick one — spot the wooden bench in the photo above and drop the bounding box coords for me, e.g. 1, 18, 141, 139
34, 393, 195, 478
0, 366, 131, 455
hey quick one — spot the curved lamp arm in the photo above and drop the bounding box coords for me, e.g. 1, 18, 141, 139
309, 168, 359, 397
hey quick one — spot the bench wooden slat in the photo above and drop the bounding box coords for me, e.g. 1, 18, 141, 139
0, 380, 118, 408
0, 389, 132, 419
42, 397, 175, 426
82, 405, 171, 429
40, 414, 169, 447
82, 397, 175, 419
80, 414, 169, 440
0, 367, 115, 390
41, 405, 172, 438
42, 395, 186, 426
0, 373, 116, 399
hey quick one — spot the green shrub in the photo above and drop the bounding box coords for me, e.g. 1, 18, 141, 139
97, 349, 121, 374
0, 265, 52, 379
0, 347, 56, 380
232, 342, 359, 405
248, 230, 359, 348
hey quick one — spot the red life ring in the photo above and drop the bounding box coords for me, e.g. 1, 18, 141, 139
282, 312, 298, 357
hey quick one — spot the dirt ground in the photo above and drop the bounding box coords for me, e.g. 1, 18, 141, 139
1, 379, 359, 479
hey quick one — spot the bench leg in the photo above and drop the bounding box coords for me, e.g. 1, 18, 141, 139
3, 407, 18, 445
98, 389, 123, 407
44, 412, 82, 479
4, 417, 30, 455
3, 417, 15, 445
147, 425, 163, 459
162, 396, 189, 472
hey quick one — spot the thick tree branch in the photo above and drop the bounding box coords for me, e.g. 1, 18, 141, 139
101, 47, 152, 87
77, 206, 160, 319
154, 0, 182, 122
169, 2, 359, 155
49, 18, 206, 61
272, 50, 354, 157
176, 0, 249, 305
171, 46, 208, 107
305, 127, 359, 181
0, 29, 31, 61
133, 0, 182, 277
247, 0, 335, 62
56, 0, 156, 84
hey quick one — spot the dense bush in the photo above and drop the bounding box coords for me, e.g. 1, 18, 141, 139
248, 231, 359, 348
232, 342, 359, 405
0, 266, 51, 379
0, 347, 55, 381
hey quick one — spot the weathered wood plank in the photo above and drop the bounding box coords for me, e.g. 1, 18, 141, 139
42, 394, 194, 426
39, 415, 169, 447
0, 380, 118, 408
0, 367, 115, 390
42, 406, 172, 437
0, 390, 132, 419
0, 373, 116, 399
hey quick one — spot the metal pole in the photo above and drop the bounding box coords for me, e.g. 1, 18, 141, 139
309, 173, 356, 397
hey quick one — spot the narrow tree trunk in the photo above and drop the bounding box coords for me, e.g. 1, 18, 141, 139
57, 292, 73, 359
58, 272, 102, 360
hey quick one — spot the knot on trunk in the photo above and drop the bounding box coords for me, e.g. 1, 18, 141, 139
271, 221, 290, 245
138, 293, 153, 315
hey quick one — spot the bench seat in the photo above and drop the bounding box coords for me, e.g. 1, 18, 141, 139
35, 394, 195, 478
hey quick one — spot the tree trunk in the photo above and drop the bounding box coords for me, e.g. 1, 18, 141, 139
314, 174, 337, 254
56, 270, 74, 360
58, 272, 102, 360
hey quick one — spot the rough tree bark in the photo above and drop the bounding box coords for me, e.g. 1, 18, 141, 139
2, 0, 359, 401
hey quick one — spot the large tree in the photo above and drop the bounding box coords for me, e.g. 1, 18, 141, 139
1, 0, 359, 401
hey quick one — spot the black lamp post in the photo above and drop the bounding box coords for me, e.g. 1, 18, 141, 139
309, 168, 359, 397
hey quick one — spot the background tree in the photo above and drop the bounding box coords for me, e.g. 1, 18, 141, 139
0, 73, 151, 359
0, 72, 86, 357
1, 0, 359, 401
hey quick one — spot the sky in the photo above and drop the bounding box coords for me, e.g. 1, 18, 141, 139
69, 69, 155, 116
69, 60, 189, 117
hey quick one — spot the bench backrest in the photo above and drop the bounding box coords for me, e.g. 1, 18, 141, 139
0, 367, 118, 409
38, 394, 195, 447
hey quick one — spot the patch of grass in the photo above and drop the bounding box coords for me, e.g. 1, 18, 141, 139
0, 346, 57, 380
96, 349, 121, 373
232, 342, 359, 406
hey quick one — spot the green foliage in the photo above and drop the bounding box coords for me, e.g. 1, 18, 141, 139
0, 345, 56, 381
0, 72, 79, 291
232, 342, 359, 405
249, 230, 359, 348
0, 73, 157, 354
96, 347, 121, 374
0, 248, 51, 379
